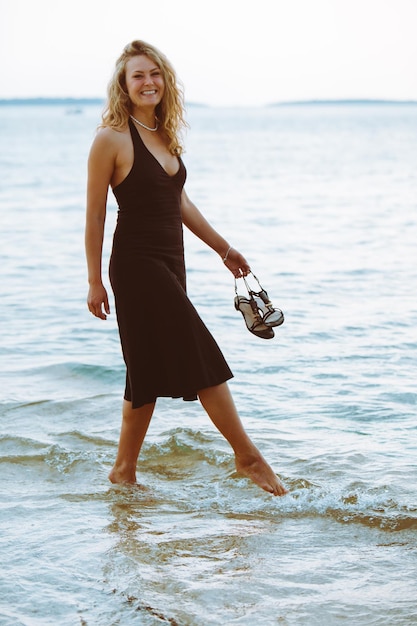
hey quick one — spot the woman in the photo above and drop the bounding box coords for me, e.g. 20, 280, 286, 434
85, 40, 287, 496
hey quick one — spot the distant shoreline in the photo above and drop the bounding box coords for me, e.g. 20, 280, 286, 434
0, 97, 105, 106
270, 98, 417, 107
0, 97, 416, 107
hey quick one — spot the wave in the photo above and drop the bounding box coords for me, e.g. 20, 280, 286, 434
0, 361, 124, 407
83, 428, 417, 532
2, 427, 416, 532
9, 361, 124, 380
0, 432, 113, 477
131, 429, 417, 532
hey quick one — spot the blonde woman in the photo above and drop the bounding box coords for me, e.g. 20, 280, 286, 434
85, 40, 287, 496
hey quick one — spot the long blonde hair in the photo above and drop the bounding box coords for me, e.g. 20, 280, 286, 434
101, 40, 187, 155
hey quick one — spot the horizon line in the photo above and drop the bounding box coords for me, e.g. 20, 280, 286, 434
0, 97, 416, 107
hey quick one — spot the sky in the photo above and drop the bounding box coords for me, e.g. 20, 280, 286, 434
1, 0, 416, 107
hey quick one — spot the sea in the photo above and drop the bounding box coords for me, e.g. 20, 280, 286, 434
0, 100, 416, 625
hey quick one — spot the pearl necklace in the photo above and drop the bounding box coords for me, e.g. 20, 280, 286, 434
130, 114, 159, 132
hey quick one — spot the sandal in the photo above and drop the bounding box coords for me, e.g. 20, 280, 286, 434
234, 295, 275, 339
242, 274, 284, 328
234, 272, 284, 339
252, 288, 284, 328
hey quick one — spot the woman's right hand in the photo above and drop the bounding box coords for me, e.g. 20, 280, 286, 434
87, 283, 110, 320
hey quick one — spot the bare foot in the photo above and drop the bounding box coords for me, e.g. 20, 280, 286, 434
108, 465, 136, 485
235, 452, 288, 496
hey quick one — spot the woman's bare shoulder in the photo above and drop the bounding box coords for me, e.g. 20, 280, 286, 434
93, 125, 129, 146
89, 126, 131, 164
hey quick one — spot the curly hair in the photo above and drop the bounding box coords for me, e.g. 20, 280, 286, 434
101, 40, 187, 155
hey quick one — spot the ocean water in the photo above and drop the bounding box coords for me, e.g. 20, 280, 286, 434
0, 101, 416, 625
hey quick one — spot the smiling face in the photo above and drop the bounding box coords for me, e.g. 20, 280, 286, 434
125, 55, 165, 113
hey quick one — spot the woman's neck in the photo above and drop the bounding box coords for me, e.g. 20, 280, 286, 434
130, 107, 157, 127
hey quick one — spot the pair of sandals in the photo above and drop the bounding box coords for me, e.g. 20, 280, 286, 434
234, 273, 284, 339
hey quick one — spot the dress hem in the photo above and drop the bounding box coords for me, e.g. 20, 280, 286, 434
124, 373, 234, 409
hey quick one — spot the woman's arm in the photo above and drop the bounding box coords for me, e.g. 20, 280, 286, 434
85, 130, 116, 319
180, 189, 250, 277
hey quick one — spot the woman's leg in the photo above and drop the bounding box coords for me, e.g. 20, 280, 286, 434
198, 383, 288, 496
109, 399, 155, 484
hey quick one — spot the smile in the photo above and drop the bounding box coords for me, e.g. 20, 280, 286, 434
141, 90, 157, 95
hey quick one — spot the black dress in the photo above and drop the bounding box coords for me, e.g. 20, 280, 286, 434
109, 119, 233, 408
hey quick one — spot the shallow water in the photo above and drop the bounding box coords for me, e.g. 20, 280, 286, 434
0, 102, 416, 625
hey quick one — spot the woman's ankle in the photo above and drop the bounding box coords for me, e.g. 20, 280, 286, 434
108, 462, 136, 484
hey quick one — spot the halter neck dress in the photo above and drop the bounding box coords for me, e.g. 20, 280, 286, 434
109, 119, 233, 408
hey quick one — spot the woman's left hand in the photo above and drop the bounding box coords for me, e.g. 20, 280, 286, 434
223, 248, 251, 278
